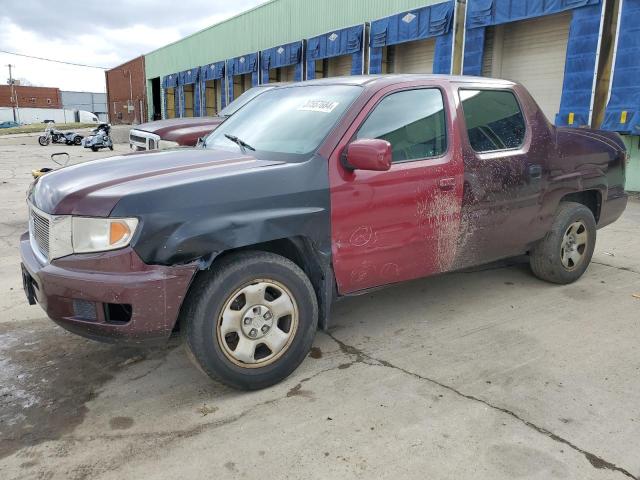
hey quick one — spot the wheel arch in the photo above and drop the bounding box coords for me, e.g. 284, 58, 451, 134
560, 189, 603, 223
173, 236, 335, 336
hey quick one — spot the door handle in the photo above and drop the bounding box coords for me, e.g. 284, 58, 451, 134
438, 177, 456, 190
528, 164, 542, 180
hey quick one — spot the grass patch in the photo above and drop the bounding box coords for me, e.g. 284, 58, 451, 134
0, 123, 99, 136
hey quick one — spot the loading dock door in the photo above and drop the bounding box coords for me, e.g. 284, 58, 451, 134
183, 84, 194, 117
165, 88, 176, 119
392, 38, 436, 73
233, 74, 253, 101
483, 12, 571, 122
204, 80, 222, 116
327, 54, 353, 77
269, 64, 297, 82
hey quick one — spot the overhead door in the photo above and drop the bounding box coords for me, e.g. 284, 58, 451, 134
327, 54, 353, 77
183, 85, 194, 117
269, 65, 297, 83
393, 38, 436, 74
483, 12, 571, 122
165, 88, 176, 119
204, 80, 222, 116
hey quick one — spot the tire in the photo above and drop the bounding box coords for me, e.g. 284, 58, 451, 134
530, 202, 596, 284
91, 146, 99, 152
74, 136, 82, 145
38, 136, 49, 146
183, 251, 318, 390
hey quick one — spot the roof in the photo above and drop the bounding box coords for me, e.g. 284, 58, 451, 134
286, 74, 517, 87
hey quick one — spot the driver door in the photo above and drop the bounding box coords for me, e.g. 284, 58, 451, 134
329, 84, 464, 294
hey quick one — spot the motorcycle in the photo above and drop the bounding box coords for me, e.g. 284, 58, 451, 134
37, 123, 84, 146
82, 123, 113, 152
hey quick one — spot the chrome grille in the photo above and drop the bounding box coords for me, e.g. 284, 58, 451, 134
31, 208, 50, 259
129, 134, 147, 144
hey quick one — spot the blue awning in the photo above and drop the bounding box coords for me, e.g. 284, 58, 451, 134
261, 41, 303, 83
198, 61, 227, 114
467, 0, 600, 28
602, 0, 640, 134
162, 73, 178, 89
463, 0, 603, 128
226, 52, 260, 104
178, 67, 200, 85
200, 61, 225, 81
227, 53, 259, 76
369, 0, 455, 74
306, 24, 364, 79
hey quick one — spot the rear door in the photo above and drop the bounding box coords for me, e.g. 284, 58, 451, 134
457, 86, 547, 264
329, 83, 464, 294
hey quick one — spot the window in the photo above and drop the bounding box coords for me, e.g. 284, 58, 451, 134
206, 85, 362, 158
356, 89, 447, 162
460, 89, 526, 152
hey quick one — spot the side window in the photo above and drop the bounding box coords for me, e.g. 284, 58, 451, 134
356, 89, 447, 162
459, 89, 526, 153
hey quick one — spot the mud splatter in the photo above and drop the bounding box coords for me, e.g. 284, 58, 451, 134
415, 185, 462, 272
309, 347, 322, 359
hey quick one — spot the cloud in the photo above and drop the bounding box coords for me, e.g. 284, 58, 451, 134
0, 0, 264, 91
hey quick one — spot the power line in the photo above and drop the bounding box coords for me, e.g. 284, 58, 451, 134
0, 50, 108, 69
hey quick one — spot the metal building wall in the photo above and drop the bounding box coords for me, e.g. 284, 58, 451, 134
145, 0, 443, 114
60, 91, 108, 117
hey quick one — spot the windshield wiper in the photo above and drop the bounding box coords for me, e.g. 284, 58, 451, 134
224, 134, 255, 153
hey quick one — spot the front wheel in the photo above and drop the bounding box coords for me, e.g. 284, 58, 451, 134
38, 136, 49, 146
183, 251, 318, 390
530, 202, 596, 284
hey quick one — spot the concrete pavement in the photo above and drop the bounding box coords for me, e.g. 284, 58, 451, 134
1, 138, 639, 480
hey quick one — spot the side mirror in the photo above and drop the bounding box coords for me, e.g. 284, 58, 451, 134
343, 139, 392, 172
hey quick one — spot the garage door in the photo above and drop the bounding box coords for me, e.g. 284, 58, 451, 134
483, 12, 571, 122
269, 65, 296, 83
327, 54, 353, 77
393, 38, 436, 74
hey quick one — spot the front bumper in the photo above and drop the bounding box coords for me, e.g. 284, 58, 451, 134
129, 129, 159, 151
20, 232, 197, 345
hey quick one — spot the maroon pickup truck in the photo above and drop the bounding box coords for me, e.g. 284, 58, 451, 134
129, 84, 282, 151
21, 75, 628, 390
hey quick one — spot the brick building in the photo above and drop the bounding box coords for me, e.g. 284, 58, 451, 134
105, 56, 147, 124
0, 85, 61, 109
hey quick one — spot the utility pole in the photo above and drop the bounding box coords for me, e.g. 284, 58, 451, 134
6, 64, 17, 122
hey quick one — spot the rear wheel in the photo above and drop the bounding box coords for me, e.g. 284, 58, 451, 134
183, 251, 318, 390
530, 202, 596, 284
74, 136, 82, 145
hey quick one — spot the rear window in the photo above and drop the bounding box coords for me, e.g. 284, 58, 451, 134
460, 89, 526, 153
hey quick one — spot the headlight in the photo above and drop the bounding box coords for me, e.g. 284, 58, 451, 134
72, 217, 138, 253
158, 140, 180, 150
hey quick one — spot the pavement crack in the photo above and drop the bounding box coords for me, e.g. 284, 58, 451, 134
324, 332, 638, 480
592, 261, 640, 276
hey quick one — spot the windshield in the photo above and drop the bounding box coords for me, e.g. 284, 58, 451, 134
218, 86, 272, 117
205, 85, 362, 157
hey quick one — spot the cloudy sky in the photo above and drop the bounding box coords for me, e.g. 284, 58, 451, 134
0, 0, 264, 92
